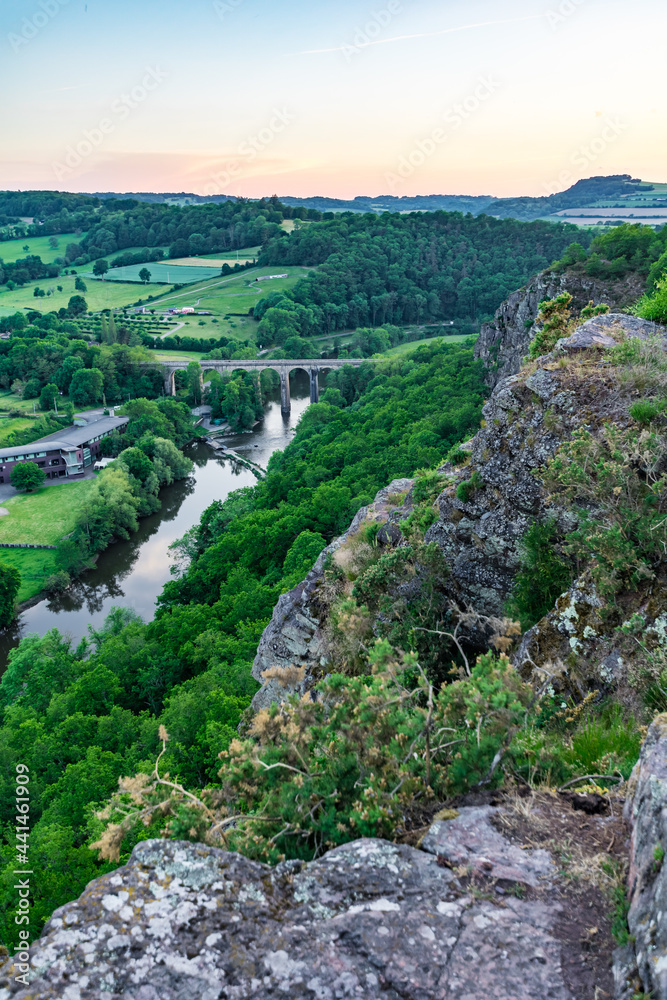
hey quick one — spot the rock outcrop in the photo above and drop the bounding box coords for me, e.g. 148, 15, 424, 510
614, 715, 667, 1000
427, 314, 664, 624
252, 313, 666, 705
251, 478, 414, 710
474, 268, 647, 388
1, 801, 622, 1000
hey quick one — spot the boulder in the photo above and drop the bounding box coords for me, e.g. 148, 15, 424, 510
614, 714, 667, 999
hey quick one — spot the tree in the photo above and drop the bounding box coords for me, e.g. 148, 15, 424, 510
68, 295, 88, 317
48, 237, 59, 250
138, 268, 151, 284
186, 361, 202, 405
75, 277, 87, 292
69, 368, 104, 407
54, 356, 84, 394
11, 462, 46, 492
0, 562, 20, 628
39, 383, 59, 411
93, 260, 109, 278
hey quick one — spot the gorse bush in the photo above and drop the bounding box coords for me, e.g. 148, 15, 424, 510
507, 519, 573, 630
544, 423, 667, 598
89, 643, 537, 866
529, 292, 574, 359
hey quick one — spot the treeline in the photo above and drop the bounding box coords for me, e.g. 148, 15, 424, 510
0, 313, 163, 405
552, 222, 667, 287
0, 254, 60, 289
0, 197, 326, 284
0, 340, 486, 944
255, 211, 590, 339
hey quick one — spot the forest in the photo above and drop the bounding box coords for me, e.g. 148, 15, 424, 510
254, 211, 590, 338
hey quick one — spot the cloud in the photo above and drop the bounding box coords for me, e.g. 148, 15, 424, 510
298, 14, 547, 56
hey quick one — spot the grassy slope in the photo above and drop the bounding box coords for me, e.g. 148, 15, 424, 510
382, 334, 478, 357
0, 479, 96, 601
0, 274, 166, 315
149, 266, 314, 342
0, 417, 37, 443
0, 233, 83, 264
0, 391, 72, 415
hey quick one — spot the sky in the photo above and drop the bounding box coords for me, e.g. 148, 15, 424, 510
0, 0, 664, 199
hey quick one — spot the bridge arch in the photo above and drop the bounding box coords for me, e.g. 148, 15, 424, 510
152, 358, 373, 411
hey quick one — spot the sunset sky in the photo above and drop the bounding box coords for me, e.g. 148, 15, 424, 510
1, 0, 664, 198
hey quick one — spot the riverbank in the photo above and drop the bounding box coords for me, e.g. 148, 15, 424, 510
0, 381, 313, 671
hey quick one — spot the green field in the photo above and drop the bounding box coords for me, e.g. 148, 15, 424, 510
0, 417, 38, 443
382, 334, 478, 357
151, 266, 313, 341
0, 232, 83, 264
0, 274, 166, 317
0, 548, 59, 602
92, 262, 223, 284
0, 479, 96, 600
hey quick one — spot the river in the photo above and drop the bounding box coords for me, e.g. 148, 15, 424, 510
0, 372, 314, 669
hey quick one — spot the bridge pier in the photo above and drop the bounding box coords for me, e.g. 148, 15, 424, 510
309, 368, 319, 404
164, 371, 176, 396
280, 369, 291, 414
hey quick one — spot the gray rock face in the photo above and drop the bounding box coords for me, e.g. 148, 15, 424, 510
474, 268, 646, 388
2, 809, 585, 1000
614, 714, 667, 1000
426, 313, 667, 629
251, 478, 414, 709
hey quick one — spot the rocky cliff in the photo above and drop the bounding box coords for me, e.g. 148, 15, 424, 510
1, 794, 629, 1000
474, 268, 646, 388
252, 312, 665, 707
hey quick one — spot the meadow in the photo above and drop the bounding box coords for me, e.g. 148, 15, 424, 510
0, 232, 82, 264
151, 266, 314, 341
382, 333, 478, 356
94, 262, 223, 284
0, 274, 166, 315
0, 479, 96, 600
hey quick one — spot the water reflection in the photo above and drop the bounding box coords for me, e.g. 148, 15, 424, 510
0, 371, 314, 669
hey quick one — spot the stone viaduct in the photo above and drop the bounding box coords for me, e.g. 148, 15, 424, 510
148, 359, 373, 413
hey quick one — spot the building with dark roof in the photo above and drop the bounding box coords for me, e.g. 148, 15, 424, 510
0, 414, 129, 483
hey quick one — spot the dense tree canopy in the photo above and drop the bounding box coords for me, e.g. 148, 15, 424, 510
254, 211, 591, 337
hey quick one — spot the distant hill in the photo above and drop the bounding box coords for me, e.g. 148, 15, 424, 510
89, 175, 667, 229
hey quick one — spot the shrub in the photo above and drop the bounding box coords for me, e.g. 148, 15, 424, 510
529, 293, 574, 359
507, 519, 572, 630
543, 424, 667, 598
456, 470, 482, 503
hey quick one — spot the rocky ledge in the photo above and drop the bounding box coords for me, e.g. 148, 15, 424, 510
1, 799, 626, 1000
474, 267, 647, 388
